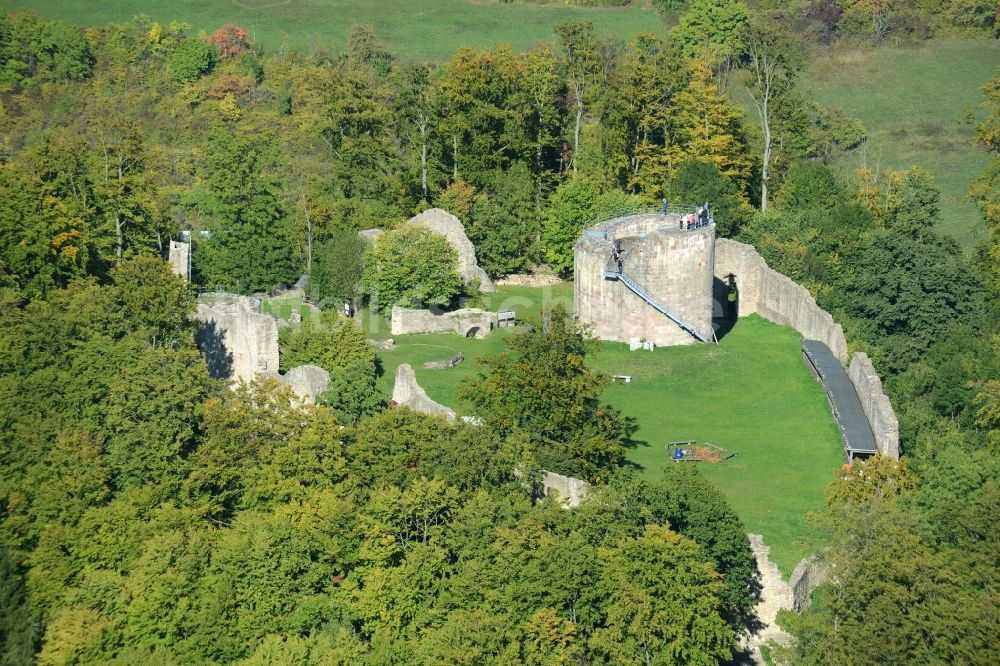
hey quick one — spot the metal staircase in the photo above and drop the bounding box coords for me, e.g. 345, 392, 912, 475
604, 268, 716, 344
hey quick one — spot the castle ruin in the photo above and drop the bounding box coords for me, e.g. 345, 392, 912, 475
575, 210, 716, 346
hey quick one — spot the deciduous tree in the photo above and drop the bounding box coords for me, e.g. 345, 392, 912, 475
362, 226, 462, 313
461, 305, 626, 479
589, 525, 733, 665
742, 17, 803, 211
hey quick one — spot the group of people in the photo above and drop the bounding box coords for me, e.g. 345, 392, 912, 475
610, 200, 712, 270
680, 201, 711, 230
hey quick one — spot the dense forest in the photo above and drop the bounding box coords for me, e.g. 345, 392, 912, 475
1, 1, 998, 663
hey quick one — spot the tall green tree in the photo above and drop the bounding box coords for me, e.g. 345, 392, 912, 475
278, 311, 375, 374
194, 129, 297, 292
601, 32, 683, 195
589, 525, 733, 665
779, 459, 999, 665
969, 73, 1000, 288
668, 59, 752, 192
92, 118, 166, 259
169, 38, 215, 83
0, 12, 94, 86
608, 467, 759, 632
668, 159, 751, 236
0, 548, 38, 665
461, 305, 626, 479
322, 66, 401, 204
556, 21, 601, 175
361, 226, 463, 313
437, 45, 527, 187
0, 163, 86, 295
835, 168, 982, 372
742, 17, 803, 211
670, 0, 749, 61
308, 229, 367, 307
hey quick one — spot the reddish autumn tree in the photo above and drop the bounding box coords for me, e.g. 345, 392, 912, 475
208, 23, 249, 59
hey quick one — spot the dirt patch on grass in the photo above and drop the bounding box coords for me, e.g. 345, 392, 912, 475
833, 49, 869, 66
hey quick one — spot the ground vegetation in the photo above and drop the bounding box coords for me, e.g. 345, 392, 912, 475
0, 8, 997, 665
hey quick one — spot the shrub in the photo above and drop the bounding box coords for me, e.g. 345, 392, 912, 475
279, 310, 375, 374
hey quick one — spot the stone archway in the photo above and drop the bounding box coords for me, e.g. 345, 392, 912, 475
465, 325, 482, 338
712, 273, 739, 340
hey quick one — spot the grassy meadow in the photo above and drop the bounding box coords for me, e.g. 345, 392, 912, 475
261, 295, 320, 322
800, 38, 1000, 246
346, 284, 843, 574
594, 315, 843, 574
1, 0, 663, 62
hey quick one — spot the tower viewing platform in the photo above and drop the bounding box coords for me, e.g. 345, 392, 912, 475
574, 207, 716, 347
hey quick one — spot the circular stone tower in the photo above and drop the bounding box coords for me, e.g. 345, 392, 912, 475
574, 212, 716, 347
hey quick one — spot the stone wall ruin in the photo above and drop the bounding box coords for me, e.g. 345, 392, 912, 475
408, 208, 494, 291
714, 238, 848, 363
390, 306, 497, 338
359, 207, 495, 292
745, 534, 828, 662
195, 293, 279, 383
713, 239, 899, 459
539, 471, 590, 509
168, 240, 190, 280
277, 364, 330, 406
391, 363, 457, 421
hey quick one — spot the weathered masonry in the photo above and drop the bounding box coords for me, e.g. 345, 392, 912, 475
575, 208, 717, 347
574, 212, 899, 460
714, 239, 899, 460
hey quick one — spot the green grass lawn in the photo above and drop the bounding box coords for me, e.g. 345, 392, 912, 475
4, 0, 664, 62
350, 283, 843, 574
593, 315, 843, 574
261, 295, 319, 322
360, 283, 575, 407
799, 38, 999, 246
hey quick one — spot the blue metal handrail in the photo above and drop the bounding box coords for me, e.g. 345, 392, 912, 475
604, 266, 716, 344
585, 204, 715, 234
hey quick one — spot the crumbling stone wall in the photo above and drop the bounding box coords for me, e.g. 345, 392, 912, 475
391, 363, 456, 421
359, 208, 495, 292
409, 208, 494, 291
168, 241, 189, 280
195, 293, 279, 383
848, 353, 900, 458
539, 471, 590, 508
789, 555, 828, 613
278, 364, 330, 405
745, 534, 828, 662
746, 533, 794, 654
714, 239, 900, 459
715, 239, 848, 363
390, 306, 497, 338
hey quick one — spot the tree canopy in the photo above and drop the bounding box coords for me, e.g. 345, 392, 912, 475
362, 226, 463, 313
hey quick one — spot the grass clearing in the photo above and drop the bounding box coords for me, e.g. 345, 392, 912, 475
350, 283, 842, 574
4, 0, 664, 62
261, 295, 319, 322
799, 38, 999, 246
593, 315, 843, 574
